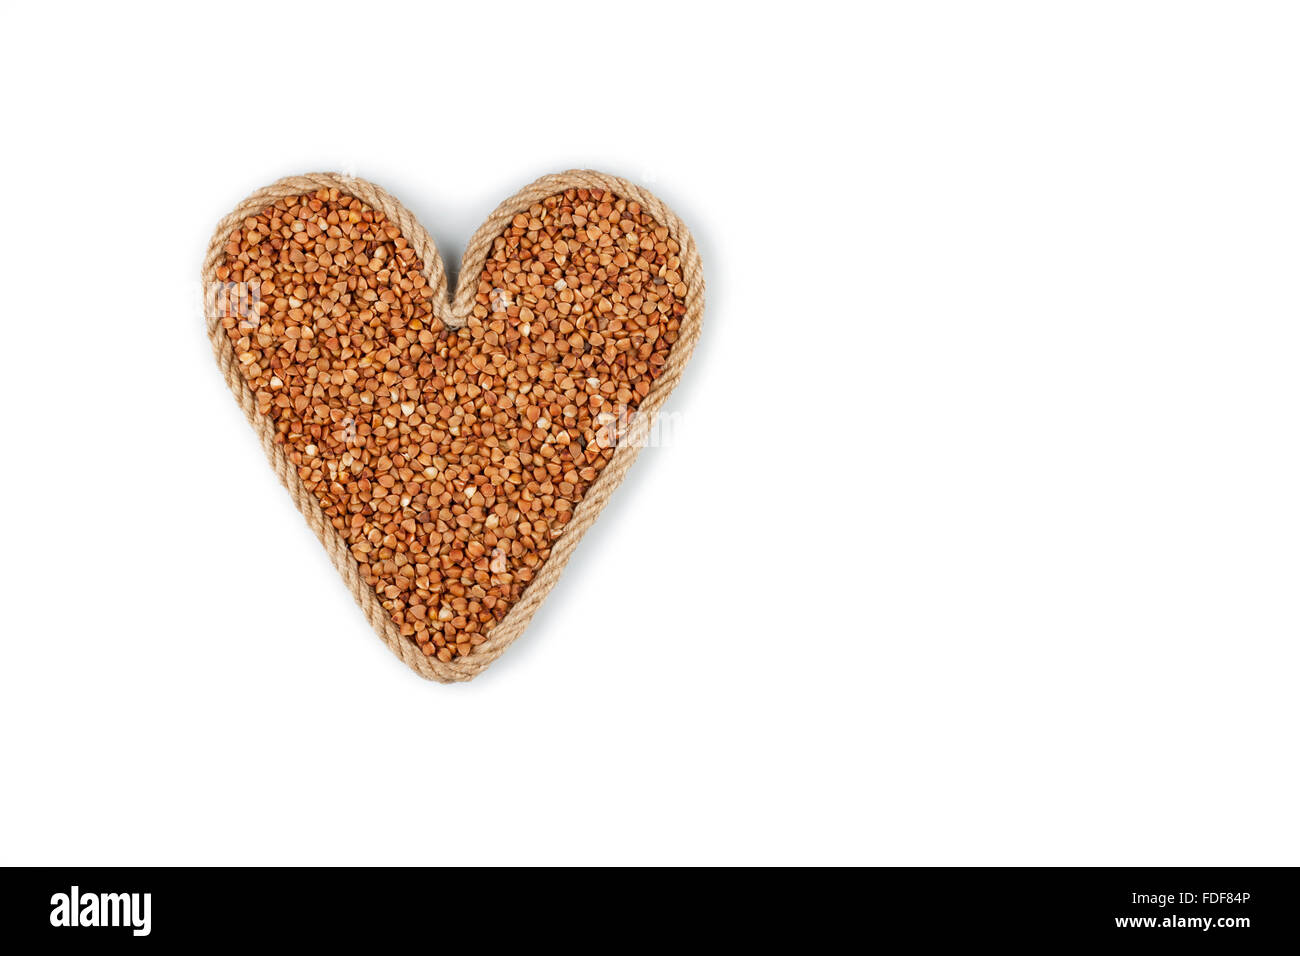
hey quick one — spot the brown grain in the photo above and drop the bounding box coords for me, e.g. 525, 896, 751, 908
215, 186, 683, 661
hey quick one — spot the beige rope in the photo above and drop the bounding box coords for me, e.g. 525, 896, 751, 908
202, 170, 704, 681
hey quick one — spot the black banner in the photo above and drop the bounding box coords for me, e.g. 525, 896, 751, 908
3, 867, 1295, 944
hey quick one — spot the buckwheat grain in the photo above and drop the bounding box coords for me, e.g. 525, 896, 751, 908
216, 187, 683, 661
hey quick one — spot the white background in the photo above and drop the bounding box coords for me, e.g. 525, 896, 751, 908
0, 2, 1296, 865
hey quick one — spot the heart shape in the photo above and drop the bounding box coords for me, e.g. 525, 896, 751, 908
203, 171, 702, 681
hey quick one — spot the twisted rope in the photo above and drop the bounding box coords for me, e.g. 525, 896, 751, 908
203, 170, 704, 682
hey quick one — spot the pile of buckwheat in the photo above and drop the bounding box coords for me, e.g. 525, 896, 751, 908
215, 187, 684, 661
